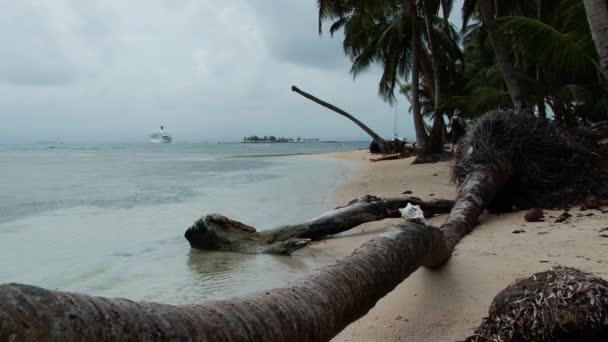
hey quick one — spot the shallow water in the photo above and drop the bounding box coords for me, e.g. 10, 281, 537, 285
0, 142, 364, 303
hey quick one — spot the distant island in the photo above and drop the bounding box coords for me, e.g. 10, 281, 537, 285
243, 136, 320, 143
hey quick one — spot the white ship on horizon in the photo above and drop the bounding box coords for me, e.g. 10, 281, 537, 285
149, 126, 172, 143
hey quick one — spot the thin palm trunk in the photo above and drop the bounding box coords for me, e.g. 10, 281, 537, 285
584, 0, 608, 80
477, 0, 527, 112
406, 0, 429, 147
536, 0, 547, 119
422, 0, 441, 111
440, 0, 450, 27
418, 0, 448, 160
291, 86, 390, 153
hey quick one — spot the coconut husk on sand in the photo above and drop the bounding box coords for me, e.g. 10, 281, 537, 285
465, 267, 608, 341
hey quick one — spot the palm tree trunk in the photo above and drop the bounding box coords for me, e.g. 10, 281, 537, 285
440, 0, 450, 26
291, 86, 391, 153
584, 0, 608, 80
477, 0, 527, 112
414, 0, 449, 162
422, 0, 441, 111
0, 222, 444, 342
406, 0, 429, 147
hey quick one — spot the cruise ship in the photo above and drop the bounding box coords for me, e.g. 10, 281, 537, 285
149, 126, 172, 143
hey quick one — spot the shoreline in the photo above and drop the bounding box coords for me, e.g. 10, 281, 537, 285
313, 149, 608, 341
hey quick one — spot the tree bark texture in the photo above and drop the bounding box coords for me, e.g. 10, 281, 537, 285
406, 0, 430, 147
185, 195, 454, 254
477, 0, 527, 112
584, 0, 608, 80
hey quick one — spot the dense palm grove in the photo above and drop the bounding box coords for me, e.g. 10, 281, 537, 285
317, 0, 608, 156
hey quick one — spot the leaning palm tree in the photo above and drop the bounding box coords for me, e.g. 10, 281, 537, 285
319, 0, 457, 160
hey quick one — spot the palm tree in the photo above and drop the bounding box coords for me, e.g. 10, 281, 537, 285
463, 0, 528, 112
319, 0, 456, 157
583, 0, 608, 80
496, 0, 605, 125
406, 0, 430, 147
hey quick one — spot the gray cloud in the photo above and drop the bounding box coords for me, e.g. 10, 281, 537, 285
249, 0, 346, 68
0, 2, 77, 85
1, 0, 418, 144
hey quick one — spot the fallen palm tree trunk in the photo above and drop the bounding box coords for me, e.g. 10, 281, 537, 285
1, 222, 448, 342
185, 195, 454, 254
291, 85, 404, 155
465, 267, 608, 341
2, 110, 607, 341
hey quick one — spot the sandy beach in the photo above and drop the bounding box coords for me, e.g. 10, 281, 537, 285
309, 150, 608, 342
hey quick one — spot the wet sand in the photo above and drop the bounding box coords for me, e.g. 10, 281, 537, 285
310, 150, 608, 342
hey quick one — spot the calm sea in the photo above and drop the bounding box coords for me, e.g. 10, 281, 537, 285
0, 142, 365, 304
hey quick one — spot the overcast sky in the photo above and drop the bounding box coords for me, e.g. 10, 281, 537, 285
1, 0, 454, 143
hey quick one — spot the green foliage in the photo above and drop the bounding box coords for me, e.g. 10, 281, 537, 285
318, 0, 607, 126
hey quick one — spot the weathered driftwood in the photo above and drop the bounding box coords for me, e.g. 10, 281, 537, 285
185, 195, 454, 254
465, 267, 608, 341
370, 153, 402, 162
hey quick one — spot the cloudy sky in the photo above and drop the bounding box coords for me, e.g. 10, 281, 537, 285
1, 0, 424, 143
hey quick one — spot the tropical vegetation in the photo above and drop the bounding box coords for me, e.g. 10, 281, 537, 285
317, 0, 608, 157
243, 135, 320, 143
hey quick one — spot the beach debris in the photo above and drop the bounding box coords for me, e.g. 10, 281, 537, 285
402, 190, 413, 194
583, 194, 600, 210
512, 229, 525, 234
464, 267, 608, 341
524, 208, 544, 222
399, 203, 427, 225
554, 210, 572, 223
185, 196, 453, 254
452, 110, 608, 212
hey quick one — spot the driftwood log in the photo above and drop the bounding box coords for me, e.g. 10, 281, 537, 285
465, 267, 608, 341
184, 195, 454, 254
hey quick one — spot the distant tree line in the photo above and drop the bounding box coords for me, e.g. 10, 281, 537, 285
242, 136, 320, 143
